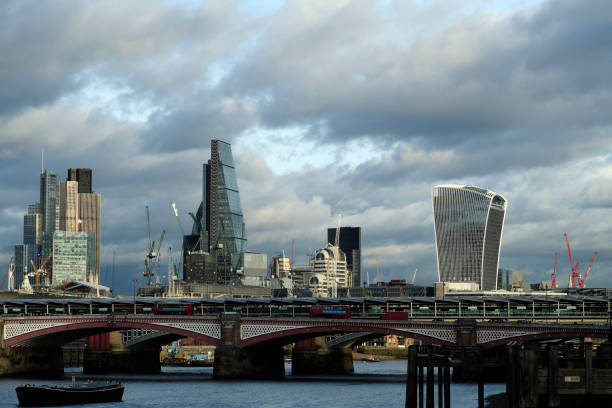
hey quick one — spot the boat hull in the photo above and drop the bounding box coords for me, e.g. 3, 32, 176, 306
16, 384, 124, 406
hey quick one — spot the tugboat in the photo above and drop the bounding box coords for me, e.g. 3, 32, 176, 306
16, 378, 124, 406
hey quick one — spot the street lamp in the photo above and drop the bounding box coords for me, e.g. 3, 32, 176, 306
132, 278, 138, 314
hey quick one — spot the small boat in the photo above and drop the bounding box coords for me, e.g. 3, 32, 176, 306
16, 379, 124, 406
361, 355, 381, 362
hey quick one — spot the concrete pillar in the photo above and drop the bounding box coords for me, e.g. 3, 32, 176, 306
0, 346, 64, 377
83, 331, 160, 374
292, 337, 353, 375
213, 312, 285, 379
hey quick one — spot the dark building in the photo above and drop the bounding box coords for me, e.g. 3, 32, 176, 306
67, 168, 92, 194
327, 226, 362, 287
40, 170, 57, 263
188, 139, 247, 284
184, 251, 217, 283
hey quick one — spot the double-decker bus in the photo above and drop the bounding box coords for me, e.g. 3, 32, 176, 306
153, 303, 194, 315
309, 307, 350, 319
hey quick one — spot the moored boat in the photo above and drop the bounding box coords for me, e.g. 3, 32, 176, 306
16, 380, 124, 406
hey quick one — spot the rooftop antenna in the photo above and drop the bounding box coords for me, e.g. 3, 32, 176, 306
41, 149, 44, 173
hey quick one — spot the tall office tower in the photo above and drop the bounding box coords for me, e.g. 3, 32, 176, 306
327, 226, 362, 287
24, 210, 42, 245
14, 244, 39, 288
79, 192, 101, 283
432, 185, 507, 291
59, 181, 79, 232
40, 170, 58, 263
67, 168, 92, 194
52, 231, 95, 283
189, 139, 247, 284
310, 244, 347, 297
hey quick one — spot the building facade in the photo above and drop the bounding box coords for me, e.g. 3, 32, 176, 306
40, 170, 58, 263
14, 244, 39, 289
432, 184, 507, 291
189, 139, 247, 284
68, 168, 92, 194
59, 181, 79, 232
327, 226, 362, 286
52, 231, 95, 283
79, 192, 101, 283
310, 244, 348, 297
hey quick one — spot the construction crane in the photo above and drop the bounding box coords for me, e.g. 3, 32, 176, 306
551, 252, 558, 289
411, 268, 418, 285
577, 252, 598, 289
170, 202, 186, 237
564, 233, 577, 288
1, 257, 14, 290
143, 206, 166, 285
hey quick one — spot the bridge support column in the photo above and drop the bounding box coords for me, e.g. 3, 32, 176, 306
291, 337, 354, 375
0, 346, 64, 377
213, 313, 285, 379
83, 332, 161, 374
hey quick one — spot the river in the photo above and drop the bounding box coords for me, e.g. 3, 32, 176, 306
0, 361, 505, 407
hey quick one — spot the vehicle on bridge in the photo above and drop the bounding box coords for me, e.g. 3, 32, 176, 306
153, 303, 194, 315
309, 307, 350, 319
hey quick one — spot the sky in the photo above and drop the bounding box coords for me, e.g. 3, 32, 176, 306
1, 0, 612, 295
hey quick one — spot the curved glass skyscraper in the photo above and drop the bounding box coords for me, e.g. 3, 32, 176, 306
432, 185, 507, 290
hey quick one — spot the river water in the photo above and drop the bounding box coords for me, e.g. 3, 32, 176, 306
0, 361, 505, 407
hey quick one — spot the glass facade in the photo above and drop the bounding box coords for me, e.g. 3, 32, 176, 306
432, 185, 507, 290
40, 170, 57, 262
52, 231, 95, 283
14, 244, 39, 288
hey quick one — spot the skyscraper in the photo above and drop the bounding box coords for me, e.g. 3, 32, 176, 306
327, 226, 362, 287
68, 168, 92, 194
432, 185, 507, 291
59, 181, 79, 232
40, 170, 57, 263
79, 192, 101, 283
189, 139, 247, 284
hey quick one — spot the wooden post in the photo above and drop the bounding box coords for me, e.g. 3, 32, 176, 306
548, 345, 560, 408
437, 362, 443, 408
585, 342, 593, 395
527, 345, 538, 407
478, 346, 484, 408
419, 365, 424, 408
406, 346, 417, 408
443, 351, 451, 408
427, 345, 434, 408
507, 346, 514, 408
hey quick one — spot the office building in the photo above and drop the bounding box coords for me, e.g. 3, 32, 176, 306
327, 226, 361, 286
52, 231, 95, 283
59, 181, 79, 232
432, 184, 507, 291
189, 139, 247, 283
24, 212, 42, 246
79, 192, 101, 283
184, 251, 217, 284
14, 244, 39, 288
308, 244, 348, 297
68, 168, 92, 194
40, 170, 58, 262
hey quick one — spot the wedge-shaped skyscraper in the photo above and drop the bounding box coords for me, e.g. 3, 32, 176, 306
432, 185, 507, 290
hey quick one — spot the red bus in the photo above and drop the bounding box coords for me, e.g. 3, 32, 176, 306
153, 303, 194, 315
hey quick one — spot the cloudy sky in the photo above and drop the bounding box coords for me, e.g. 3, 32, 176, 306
1, 0, 611, 295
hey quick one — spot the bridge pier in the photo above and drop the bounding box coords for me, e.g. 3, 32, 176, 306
0, 346, 64, 377
83, 332, 161, 374
213, 313, 285, 379
291, 338, 354, 375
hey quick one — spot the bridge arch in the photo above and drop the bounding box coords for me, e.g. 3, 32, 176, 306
2, 316, 220, 347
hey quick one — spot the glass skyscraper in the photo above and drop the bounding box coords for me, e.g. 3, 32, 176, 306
52, 231, 96, 283
189, 139, 247, 284
40, 170, 57, 263
432, 185, 507, 291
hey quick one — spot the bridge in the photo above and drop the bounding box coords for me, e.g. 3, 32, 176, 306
1, 295, 611, 378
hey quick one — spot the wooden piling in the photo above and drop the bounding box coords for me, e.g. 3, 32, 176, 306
437, 362, 443, 408
548, 345, 560, 408
478, 346, 484, 408
427, 345, 434, 408
443, 351, 450, 408
585, 342, 593, 395
419, 365, 424, 408
406, 346, 417, 408
526, 345, 538, 407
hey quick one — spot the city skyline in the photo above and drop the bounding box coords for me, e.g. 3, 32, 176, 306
1, 0, 611, 294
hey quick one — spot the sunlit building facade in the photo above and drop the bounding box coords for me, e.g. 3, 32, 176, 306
52, 231, 96, 283
432, 185, 507, 291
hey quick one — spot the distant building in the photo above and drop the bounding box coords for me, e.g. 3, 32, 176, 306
309, 244, 347, 297
14, 244, 39, 288
188, 139, 247, 284
67, 168, 92, 194
290, 265, 312, 289
78, 192, 101, 283
327, 226, 362, 287
497, 269, 524, 291
432, 185, 507, 291
24, 212, 42, 246
40, 170, 58, 263
271, 256, 291, 279
183, 251, 217, 284
59, 181, 79, 232
52, 231, 95, 283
